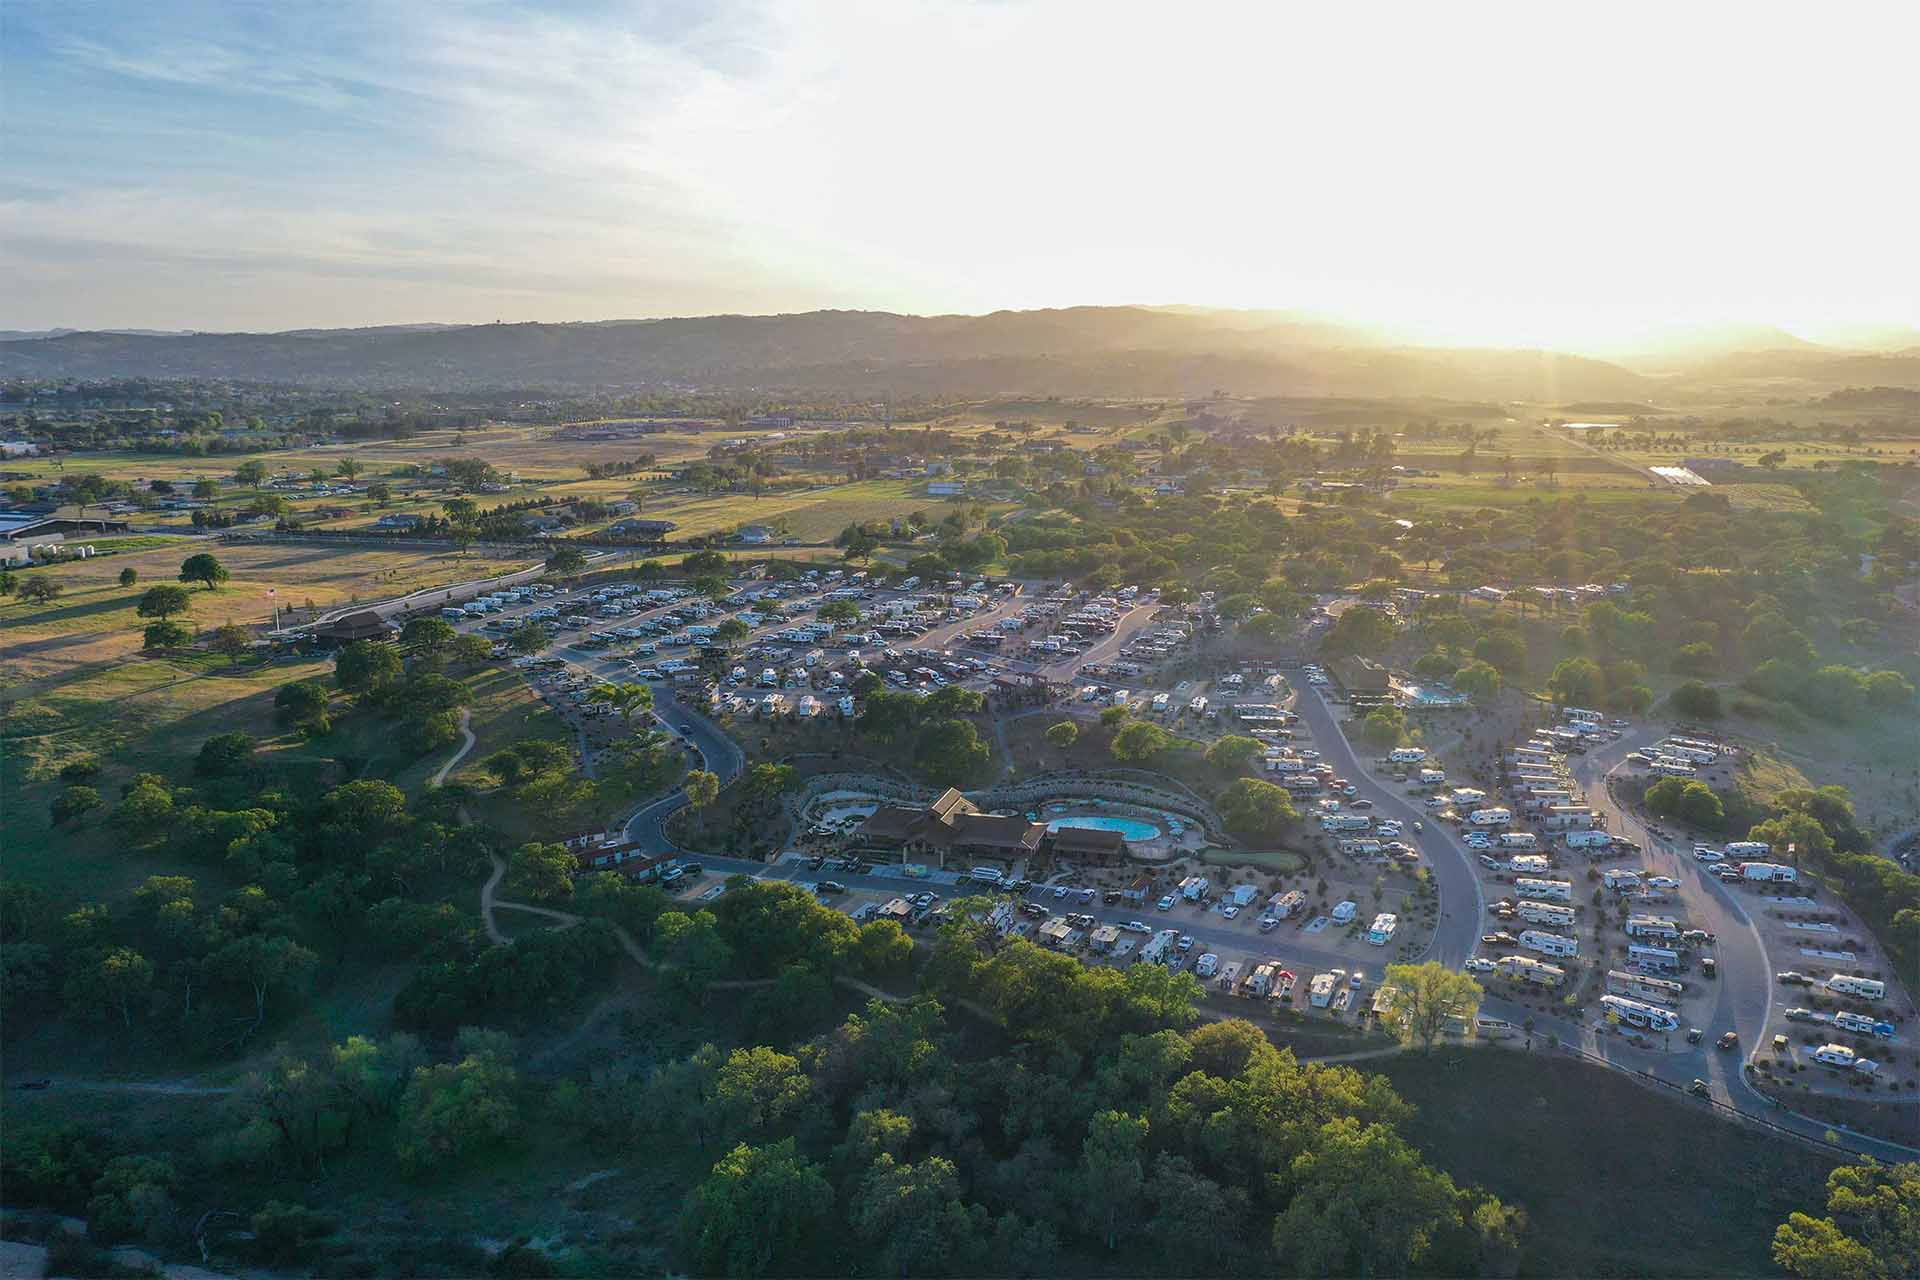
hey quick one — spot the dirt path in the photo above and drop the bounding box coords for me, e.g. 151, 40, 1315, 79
480, 854, 510, 944
431, 707, 476, 787
478, 855, 652, 964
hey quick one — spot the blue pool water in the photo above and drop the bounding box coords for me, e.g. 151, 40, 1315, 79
1047, 815, 1162, 841
1401, 683, 1470, 707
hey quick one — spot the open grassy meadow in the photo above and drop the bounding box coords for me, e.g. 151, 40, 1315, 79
1, 540, 535, 691
592, 477, 1012, 543
0, 539, 562, 906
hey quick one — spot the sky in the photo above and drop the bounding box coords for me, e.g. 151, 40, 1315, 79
4, 0, 1917, 349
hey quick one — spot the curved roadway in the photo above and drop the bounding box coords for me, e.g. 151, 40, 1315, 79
1295, 686, 1915, 1162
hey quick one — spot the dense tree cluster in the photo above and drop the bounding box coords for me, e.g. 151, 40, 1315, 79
636, 909, 1526, 1278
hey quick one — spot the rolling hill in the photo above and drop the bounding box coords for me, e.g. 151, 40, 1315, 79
0, 306, 1657, 401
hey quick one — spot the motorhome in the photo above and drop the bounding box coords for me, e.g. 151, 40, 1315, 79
1626, 943, 1682, 974
1496, 955, 1566, 987
1366, 914, 1398, 946
1514, 877, 1573, 902
1813, 1044, 1858, 1068
1833, 1011, 1896, 1038
1388, 747, 1427, 764
1269, 889, 1308, 919
1468, 807, 1513, 827
1308, 972, 1341, 1008
1519, 930, 1578, 958
1625, 915, 1681, 940
1506, 854, 1552, 876
1322, 814, 1372, 833
1516, 901, 1575, 928
1659, 743, 1718, 765
1826, 974, 1887, 1001
1724, 841, 1773, 859
1740, 862, 1797, 884
1565, 829, 1615, 851
1607, 969, 1684, 1006
1498, 832, 1540, 851
1541, 807, 1598, 831
1600, 994, 1679, 1032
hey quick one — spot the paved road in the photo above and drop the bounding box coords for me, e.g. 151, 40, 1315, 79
1294, 691, 1918, 1160
624, 684, 747, 851
1290, 685, 1484, 968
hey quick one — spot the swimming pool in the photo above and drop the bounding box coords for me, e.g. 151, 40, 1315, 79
1399, 683, 1470, 707
1047, 815, 1162, 841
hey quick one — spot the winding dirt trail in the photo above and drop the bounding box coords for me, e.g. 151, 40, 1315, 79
430, 707, 476, 788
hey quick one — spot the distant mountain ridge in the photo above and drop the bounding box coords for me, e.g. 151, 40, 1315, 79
0, 306, 1662, 400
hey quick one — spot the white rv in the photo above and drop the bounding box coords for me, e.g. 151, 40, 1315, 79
1600, 994, 1679, 1032
1519, 930, 1578, 958
1516, 901, 1575, 928
1826, 975, 1887, 1001
1496, 955, 1566, 987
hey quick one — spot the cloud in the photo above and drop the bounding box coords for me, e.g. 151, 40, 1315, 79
3, 0, 1916, 335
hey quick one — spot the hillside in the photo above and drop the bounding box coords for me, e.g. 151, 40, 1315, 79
0, 307, 1655, 400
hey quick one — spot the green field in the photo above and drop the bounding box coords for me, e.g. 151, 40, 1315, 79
1200, 848, 1307, 875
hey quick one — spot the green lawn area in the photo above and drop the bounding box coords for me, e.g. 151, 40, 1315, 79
0, 651, 335, 901
1201, 848, 1306, 875
1384, 472, 1657, 511
1373, 1048, 1838, 1278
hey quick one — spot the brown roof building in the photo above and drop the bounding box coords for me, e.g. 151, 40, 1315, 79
858, 788, 1045, 866
1044, 824, 1129, 863
311, 609, 397, 644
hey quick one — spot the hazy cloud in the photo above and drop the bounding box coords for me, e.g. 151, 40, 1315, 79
4, 0, 1916, 340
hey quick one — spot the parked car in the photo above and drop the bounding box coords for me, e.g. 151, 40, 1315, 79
1718, 1031, 1738, 1050
1688, 1079, 1710, 1098
1686, 1027, 1704, 1044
